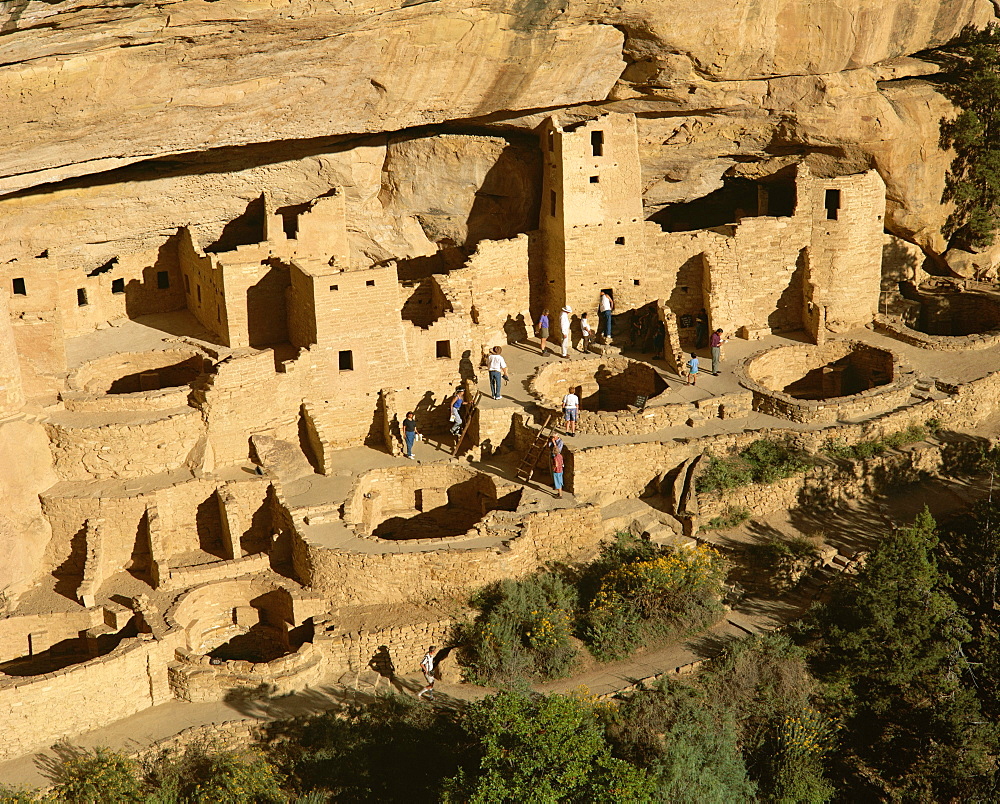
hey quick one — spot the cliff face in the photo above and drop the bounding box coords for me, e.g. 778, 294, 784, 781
0, 0, 994, 260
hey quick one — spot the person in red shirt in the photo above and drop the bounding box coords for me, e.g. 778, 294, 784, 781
710, 328, 725, 375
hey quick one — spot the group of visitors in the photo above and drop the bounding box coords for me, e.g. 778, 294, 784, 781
535, 290, 614, 358
686, 322, 726, 385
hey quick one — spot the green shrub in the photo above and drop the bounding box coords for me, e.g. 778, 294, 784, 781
701, 507, 751, 531
748, 535, 818, 569
47, 747, 144, 804
145, 744, 284, 804
696, 439, 810, 493
458, 573, 579, 684
580, 538, 727, 661
822, 425, 927, 461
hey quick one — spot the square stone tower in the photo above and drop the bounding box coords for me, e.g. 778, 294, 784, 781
539, 113, 650, 321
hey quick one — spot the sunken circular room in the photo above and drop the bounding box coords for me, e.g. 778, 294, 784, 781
877, 280, 1000, 350
738, 340, 918, 424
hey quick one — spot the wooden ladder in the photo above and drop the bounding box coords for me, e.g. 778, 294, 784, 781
452, 391, 482, 456
515, 415, 556, 482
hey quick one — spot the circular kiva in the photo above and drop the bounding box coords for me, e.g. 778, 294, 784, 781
529, 356, 669, 435
69, 348, 210, 395
736, 340, 918, 424
875, 285, 1000, 351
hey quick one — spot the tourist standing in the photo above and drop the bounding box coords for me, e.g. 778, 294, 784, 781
599, 290, 614, 340
562, 385, 579, 435
537, 309, 550, 355
580, 313, 592, 353
551, 446, 565, 498
449, 389, 465, 435
710, 329, 725, 375
417, 645, 438, 700
549, 432, 564, 459
403, 411, 419, 459
686, 353, 699, 385
559, 306, 573, 357
487, 346, 509, 400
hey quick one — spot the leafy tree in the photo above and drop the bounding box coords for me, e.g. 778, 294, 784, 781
936, 24, 1000, 249
146, 745, 285, 804
807, 509, 994, 798
443, 690, 654, 803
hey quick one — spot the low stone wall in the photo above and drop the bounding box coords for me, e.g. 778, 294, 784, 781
45, 407, 205, 481
324, 610, 460, 676
62, 385, 194, 414
0, 609, 99, 664
875, 314, 1000, 351
69, 348, 209, 395
294, 504, 603, 607
0, 633, 178, 761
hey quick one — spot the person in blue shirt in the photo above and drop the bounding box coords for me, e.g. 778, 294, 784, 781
686, 353, 699, 385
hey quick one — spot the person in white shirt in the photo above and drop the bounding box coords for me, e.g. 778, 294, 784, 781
487, 346, 509, 399
559, 305, 572, 358
580, 312, 592, 353
562, 386, 580, 435
599, 291, 614, 341
418, 645, 438, 700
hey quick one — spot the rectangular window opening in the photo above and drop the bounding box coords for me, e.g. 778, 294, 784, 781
183, 275, 191, 294
825, 188, 841, 221
11, 278, 26, 296
338, 350, 354, 371
633, 279, 640, 286
111, 278, 125, 294
156, 270, 170, 289
329, 284, 339, 291
550, 190, 557, 217
217, 306, 222, 323
366, 280, 375, 287
591, 130, 604, 157
589, 175, 599, 184
436, 340, 451, 359
615, 236, 626, 245
547, 130, 555, 152
196, 285, 202, 303
76, 288, 88, 306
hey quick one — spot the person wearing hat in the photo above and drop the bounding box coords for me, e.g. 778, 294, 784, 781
559, 305, 572, 358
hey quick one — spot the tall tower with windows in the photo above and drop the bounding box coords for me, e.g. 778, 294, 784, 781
538, 113, 650, 321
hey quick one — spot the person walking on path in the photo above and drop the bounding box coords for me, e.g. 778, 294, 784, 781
686, 353, 699, 385
599, 290, 614, 341
550, 446, 565, 498
536, 309, 550, 355
580, 313, 592, 353
487, 346, 509, 400
695, 309, 709, 349
559, 305, 572, 358
710, 328, 725, 375
562, 386, 579, 435
403, 411, 419, 459
417, 645, 438, 700
449, 389, 465, 436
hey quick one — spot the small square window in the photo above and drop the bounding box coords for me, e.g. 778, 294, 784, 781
157, 270, 170, 289
366, 280, 375, 287
339, 350, 354, 371
436, 340, 451, 359
77, 288, 88, 306
111, 278, 125, 294
183, 275, 191, 293
589, 175, 599, 183
11, 278, 26, 295
615, 237, 626, 245
633, 279, 640, 286
330, 284, 339, 291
